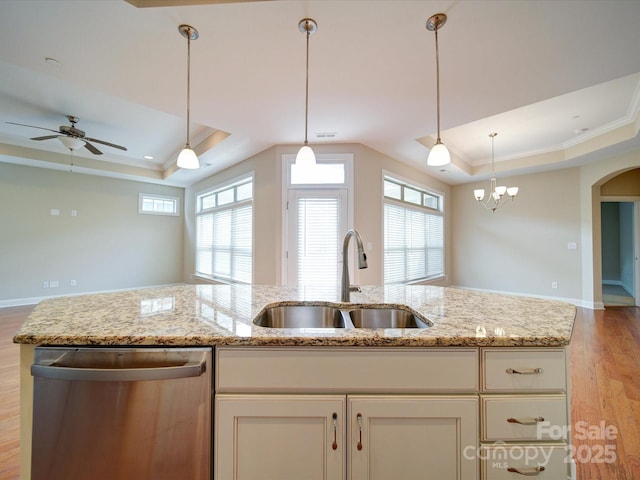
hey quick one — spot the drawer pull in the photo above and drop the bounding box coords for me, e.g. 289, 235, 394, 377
507, 466, 545, 476
356, 413, 363, 451
332, 413, 338, 450
507, 416, 545, 426
506, 367, 543, 375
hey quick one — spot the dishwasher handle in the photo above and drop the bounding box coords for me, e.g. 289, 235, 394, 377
32, 358, 207, 382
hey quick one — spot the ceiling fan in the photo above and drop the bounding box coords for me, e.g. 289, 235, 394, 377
6, 115, 127, 155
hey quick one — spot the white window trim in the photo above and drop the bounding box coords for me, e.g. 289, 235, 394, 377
381, 170, 446, 285
281, 153, 354, 286
138, 193, 180, 216
195, 173, 254, 284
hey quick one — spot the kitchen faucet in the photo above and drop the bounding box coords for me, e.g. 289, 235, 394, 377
341, 229, 368, 302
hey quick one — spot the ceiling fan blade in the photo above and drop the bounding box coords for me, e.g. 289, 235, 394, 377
83, 141, 103, 155
6, 122, 59, 134
84, 137, 127, 151
30, 135, 60, 141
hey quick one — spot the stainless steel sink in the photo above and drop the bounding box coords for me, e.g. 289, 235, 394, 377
253, 305, 346, 328
347, 307, 431, 329
252, 304, 431, 329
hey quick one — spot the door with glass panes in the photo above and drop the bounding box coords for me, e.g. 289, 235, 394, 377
286, 189, 348, 289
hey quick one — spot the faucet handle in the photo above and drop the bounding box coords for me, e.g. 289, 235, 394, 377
349, 285, 362, 293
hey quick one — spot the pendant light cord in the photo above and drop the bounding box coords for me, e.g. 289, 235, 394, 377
186, 27, 192, 148
304, 23, 310, 146
434, 26, 441, 143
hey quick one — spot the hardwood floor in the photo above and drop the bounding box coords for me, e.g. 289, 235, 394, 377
0, 305, 33, 480
570, 306, 640, 480
1, 305, 638, 479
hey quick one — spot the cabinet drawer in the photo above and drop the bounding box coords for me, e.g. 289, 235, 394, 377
481, 395, 567, 442
481, 445, 570, 480
481, 349, 566, 392
216, 347, 478, 393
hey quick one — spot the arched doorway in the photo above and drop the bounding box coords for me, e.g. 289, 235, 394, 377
595, 168, 640, 307
583, 166, 640, 308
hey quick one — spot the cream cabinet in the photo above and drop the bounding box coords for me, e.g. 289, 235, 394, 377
348, 395, 478, 480
479, 348, 573, 479
214, 346, 572, 480
215, 347, 479, 480
215, 393, 478, 480
215, 394, 346, 480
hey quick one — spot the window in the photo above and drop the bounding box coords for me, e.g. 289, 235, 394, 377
196, 176, 253, 284
383, 176, 444, 284
139, 193, 179, 216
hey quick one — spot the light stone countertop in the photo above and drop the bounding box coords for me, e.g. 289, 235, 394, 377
13, 284, 576, 347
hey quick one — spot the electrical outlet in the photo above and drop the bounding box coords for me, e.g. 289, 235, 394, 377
551, 281, 558, 289
50, 208, 60, 216
42, 281, 49, 289
71, 210, 78, 217
50, 280, 59, 288
70, 279, 77, 287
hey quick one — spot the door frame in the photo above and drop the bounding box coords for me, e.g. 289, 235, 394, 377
280, 153, 354, 286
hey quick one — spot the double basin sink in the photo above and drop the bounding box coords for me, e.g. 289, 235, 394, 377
254, 304, 431, 329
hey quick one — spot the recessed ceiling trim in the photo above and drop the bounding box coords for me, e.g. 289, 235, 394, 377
124, 0, 272, 7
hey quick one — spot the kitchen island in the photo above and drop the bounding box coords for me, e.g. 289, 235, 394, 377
15, 284, 577, 480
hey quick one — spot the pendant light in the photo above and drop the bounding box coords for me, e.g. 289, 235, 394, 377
177, 24, 200, 170
473, 133, 519, 212
426, 13, 451, 167
295, 18, 317, 168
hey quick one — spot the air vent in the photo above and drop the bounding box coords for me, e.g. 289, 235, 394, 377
315, 132, 337, 139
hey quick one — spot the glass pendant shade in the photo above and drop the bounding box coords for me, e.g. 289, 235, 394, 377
495, 185, 507, 197
58, 136, 84, 151
427, 141, 451, 166
507, 187, 519, 197
296, 144, 316, 167
473, 189, 485, 201
177, 146, 199, 169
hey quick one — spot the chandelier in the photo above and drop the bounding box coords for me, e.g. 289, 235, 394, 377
473, 133, 518, 212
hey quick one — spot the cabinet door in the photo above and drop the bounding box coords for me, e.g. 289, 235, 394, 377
216, 394, 346, 480
349, 395, 478, 480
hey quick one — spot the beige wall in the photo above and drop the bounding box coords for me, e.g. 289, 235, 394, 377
0, 163, 184, 305
600, 167, 640, 196
451, 168, 583, 302
183, 143, 451, 287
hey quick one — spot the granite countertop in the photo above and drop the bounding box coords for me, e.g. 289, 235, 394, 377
13, 284, 576, 348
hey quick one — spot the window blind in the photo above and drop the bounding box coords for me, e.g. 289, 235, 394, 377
296, 197, 339, 287
384, 201, 444, 284
196, 178, 253, 284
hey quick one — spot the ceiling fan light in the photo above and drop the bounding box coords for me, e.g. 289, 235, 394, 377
295, 144, 316, 167
177, 147, 199, 169
427, 141, 451, 166
58, 136, 84, 151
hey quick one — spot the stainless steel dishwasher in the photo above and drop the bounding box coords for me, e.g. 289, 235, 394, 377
31, 346, 212, 480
